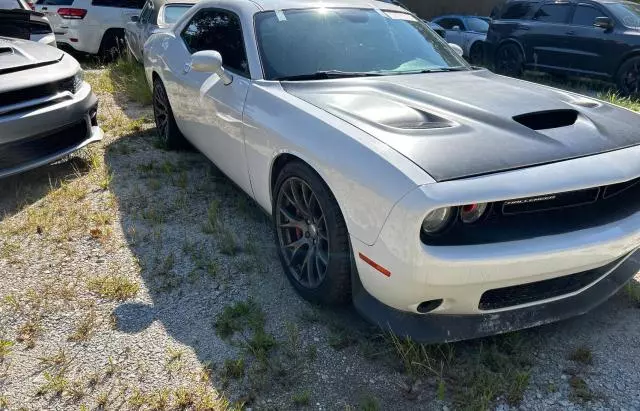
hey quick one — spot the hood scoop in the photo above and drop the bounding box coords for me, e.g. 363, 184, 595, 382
0, 46, 13, 55
513, 109, 578, 131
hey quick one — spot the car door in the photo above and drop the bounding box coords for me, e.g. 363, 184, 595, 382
525, 1, 573, 71
173, 7, 252, 194
564, 2, 616, 77
125, 0, 150, 59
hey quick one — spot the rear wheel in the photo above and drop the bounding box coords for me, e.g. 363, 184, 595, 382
273, 162, 351, 305
98, 30, 124, 62
495, 43, 524, 77
616, 56, 640, 97
152, 79, 186, 150
469, 42, 484, 65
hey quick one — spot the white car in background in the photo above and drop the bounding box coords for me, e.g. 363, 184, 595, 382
125, 0, 194, 62
143, 0, 640, 343
432, 14, 490, 65
35, 0, 143, 58
0, 0, 56, 46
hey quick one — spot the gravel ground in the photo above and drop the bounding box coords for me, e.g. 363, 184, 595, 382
0, 68, 638, 411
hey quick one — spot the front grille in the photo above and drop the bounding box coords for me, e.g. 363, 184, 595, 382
0, 120, 88, 172
0, 77, 76, 108
423, 176, 640, 246
478, 256, 625, 310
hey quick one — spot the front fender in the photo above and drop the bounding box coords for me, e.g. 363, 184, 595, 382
242, 81, 434, 245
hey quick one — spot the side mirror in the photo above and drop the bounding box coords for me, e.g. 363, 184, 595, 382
191, 50, 233, 85
452, 25, 461, 31
130, 15, 139, 22
594, 16, 613, 30
449, 43, 464, 57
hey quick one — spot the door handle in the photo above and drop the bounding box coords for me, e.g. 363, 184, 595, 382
42, 6, 47, 10
182, 62, 191, 74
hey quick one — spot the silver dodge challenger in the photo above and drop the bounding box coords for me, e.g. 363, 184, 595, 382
0, 37, 102, 179
144, 0, 640, 342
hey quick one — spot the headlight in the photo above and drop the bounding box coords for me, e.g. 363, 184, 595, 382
421, 207, 454, 235
73, 70, 84, 93
460, 203, 489, 224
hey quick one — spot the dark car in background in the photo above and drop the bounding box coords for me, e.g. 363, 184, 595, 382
486, 0, 640, 95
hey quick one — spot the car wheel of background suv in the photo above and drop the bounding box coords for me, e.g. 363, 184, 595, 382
272, 161, 352, 306
99, 29, 125, 62
617, 56, 640, 97
495, 43, 524, 78
469, 42, 484, 66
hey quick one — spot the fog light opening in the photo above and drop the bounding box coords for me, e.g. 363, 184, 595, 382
416, 299, 443, 314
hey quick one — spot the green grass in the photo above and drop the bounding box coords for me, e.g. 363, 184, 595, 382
624, 280, 640, 307
215, 300, 266, 339
292, 390, 310, 406
86, 56, 152, 105
87, 275, 139, 301
222, 358, 245, 380
0, 340, 14, 362
569, 376, 596, 404
569, 346, 593, 365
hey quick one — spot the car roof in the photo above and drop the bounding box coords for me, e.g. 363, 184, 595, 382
236, 0, 407, 12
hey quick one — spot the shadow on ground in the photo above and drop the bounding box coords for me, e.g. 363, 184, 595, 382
0, 156, 90, 221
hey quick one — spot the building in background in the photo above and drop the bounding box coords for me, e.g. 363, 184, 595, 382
403, 0, 503, 19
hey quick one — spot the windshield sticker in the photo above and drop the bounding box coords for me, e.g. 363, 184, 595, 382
275, 9, 287, 21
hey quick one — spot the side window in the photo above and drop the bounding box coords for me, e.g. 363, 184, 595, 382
533, 3, 571, 23
139, 1, 153, 23
181, 9, 250, 77
91, 0, 144, 9
438, 17, 465, 30
499, 1, 537, 19
572, 4, 605, 26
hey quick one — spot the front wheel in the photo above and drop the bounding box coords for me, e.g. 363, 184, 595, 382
272, 162, 351, 305
469, 42, 484, 66
152, 79, 186, 150
495, 43, 524, 77
616, 56, 640, 97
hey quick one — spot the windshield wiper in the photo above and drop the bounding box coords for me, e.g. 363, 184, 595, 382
274, 70, 387, 81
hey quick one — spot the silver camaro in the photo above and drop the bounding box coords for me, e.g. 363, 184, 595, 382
143, 0, 640, 342
0, 37, 102, 179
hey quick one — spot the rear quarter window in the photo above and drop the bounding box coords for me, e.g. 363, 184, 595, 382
499, 1, 538, 19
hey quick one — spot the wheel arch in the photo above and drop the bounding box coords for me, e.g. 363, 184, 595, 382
615, 50, 640, 76
495, 38, 525, 61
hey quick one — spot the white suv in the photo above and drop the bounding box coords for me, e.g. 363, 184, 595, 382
0, 0, 56, 47
35, 0, 142, 57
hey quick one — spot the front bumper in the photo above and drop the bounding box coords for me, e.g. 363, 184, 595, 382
0, 82, 103, 179
353, 248, 639, 343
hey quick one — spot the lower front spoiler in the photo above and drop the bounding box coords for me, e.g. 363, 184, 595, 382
352, 249, 640, 344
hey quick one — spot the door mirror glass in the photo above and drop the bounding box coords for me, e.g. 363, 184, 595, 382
452, 25, 461, 31
594, 16, 613, 29
191, 50, 233, 85
449, 43, 464, 57
130, 14, 139, 22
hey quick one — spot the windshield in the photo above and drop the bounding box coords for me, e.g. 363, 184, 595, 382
609, 2, 640, 28
163, 4, 190, 24
466, 17, 489, 32
255, 8, 469, 80
0, 0, 23, 9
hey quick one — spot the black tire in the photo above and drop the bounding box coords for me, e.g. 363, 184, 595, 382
272, 161, 351, 305
98, 30, 124, 62
616, 56, 640, 97
495, 43, 524, 77
469, 42, 484, 66
152, 79, 186, 150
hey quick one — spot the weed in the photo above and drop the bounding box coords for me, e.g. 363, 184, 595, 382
104, 57, 152, 105
0, 395, 7, 409
569, 346, 593, 365
37, 371, 69, 396
68, 308, 97, 342
105, 356, 119, 377
0, 340, 13, 362
624, 280, 640, 307
292, 390, 310, 406
222, 358, 245, 380
328, 326, 358, 351
215, 300, 265, 339
218, 227, 240, 256
38, 348, 69, 370
247, 329, 277, 364
358, 393, 380, 411
202, 200, 221, 233
87, 275, 139, 301
306, 345, 318, 362
175, 386, 196, 408
17, 318, 39, 348
96, 391, 109, 408
569, 376, 596, 403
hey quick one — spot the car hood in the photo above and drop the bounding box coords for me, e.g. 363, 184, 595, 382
0, 36, 63, 74
282, 70, 640, 181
